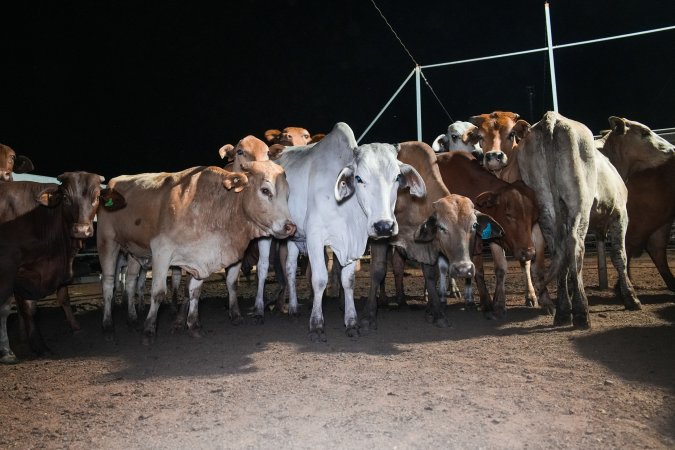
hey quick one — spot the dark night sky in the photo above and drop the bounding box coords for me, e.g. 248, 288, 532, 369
1, 0, 674, 180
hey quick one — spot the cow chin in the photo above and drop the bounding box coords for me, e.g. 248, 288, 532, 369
484, 151, 508, 171
271, 220, 297, 239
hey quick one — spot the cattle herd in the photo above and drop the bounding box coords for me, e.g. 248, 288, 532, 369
0, 112, 673, 363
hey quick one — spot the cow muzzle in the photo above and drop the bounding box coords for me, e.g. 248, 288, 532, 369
273, 220, 297, 239
371, 220, 396, 238
450, 261, 475, 279
0, 171, 12, 182
484, 151, 508, 170
71, 223, 94, 239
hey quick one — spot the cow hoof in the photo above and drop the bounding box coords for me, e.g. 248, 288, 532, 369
230, 315, 245, 326
188, 327, 203, 338
142, 331, 156, 346
308, 329, 327, 343
463, 302, 478, 311
525, 298, 537, 308
434, 317, 450, 328
288, 309, 301, 319
625, 301, 642, 311
553, 311, 572, 327
1, 352, 18, 364
359, 318, 377, 331
345, 326, 360, 338
572, 315, 591, 330
252, 314, 265, 325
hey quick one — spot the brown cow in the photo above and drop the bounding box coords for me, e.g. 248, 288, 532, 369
96, 162, 296, 342
361, 141, 503, 330
596, 116, 675, 291
436, 152, 552, 317
0, 172, 118, 362
469, 111, 521, 182
0, 143, 34, 182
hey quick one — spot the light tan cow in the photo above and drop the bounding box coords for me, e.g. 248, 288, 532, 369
97, 162, 296, 342
0, 143, 34, 182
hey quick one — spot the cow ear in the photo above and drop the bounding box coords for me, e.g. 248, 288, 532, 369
264, 129, 281, 143
475, 212, 504, 240
99, 188, 127, 211
13, 155, 34, 174
462, 125, 478, 144
268, 143, 285, 159
431, 134, 445, 152
397, 163, 426, 198
218, 144, 234, 160
608, 116, 627, 135
512, 120, 531, 140
36, 186, 61, 207
475, 191, 498, 209
469, 115, 486, 127
310, 133, 325, 144
223, 171, 248, 192
414, 214, 438, 242
334, 165, 355, 202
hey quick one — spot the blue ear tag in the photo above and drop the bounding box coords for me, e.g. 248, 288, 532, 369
481, 222, 492, 240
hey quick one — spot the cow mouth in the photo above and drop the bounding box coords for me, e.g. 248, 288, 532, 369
272, 221, 297, 239
369, 220, 397, 239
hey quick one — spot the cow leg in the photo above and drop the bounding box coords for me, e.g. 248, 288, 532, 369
226, 262, 244, 325
286, 241, 301, 317
124, 257, 143, 327
520, 260, 538, 308
570, 229, 591, 329
340, 261, 359, 337
307, 240, 329, 342
253, 238, 271, 319
0, 299, 17, 364
56, 286, 80, 331
272, 240, 288, 312
184, 277, 204, 338
645, 222, 675, 292
114, 254, 127, 300
99, 240, 121, 337
531, 224, 554, 314
423, 263, 449, 327
362, 241, 388, 331
472, 252, 493, 314
391, 248, 407, 308
169, 267, 182, 315
608, 219, 641, 310
489, 242, 508, 320
143, 256, 170, 344
437, 256, 449, 305
16, 297, 50, 356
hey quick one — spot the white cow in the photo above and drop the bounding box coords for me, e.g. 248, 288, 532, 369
272, 122, 426, 341
431, 121, 483, 158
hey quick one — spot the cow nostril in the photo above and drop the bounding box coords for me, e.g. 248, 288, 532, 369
374, 220, 394, 236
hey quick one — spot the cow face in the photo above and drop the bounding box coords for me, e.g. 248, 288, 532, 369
414, 195, 503, 278
433, 121, 482, 154
474, 182, 538, 262
239, 161, 296, 239
469, 111, 521, 171
37, 172, 105, 239
264, 127, 312, 147
0, 143, 34, 182
601, 116, 675, 179
218, 135, 270, 171
334, 143, 426, 239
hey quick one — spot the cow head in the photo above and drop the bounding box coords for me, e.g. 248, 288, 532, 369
334, 141, 426, 239
264, 127, 313, 147
600, 116, 675, 179
35, 172, 106, 239
0, 143, 35, 182
469, 111, 521, 171
218, 135, 271, 171
474, 181, 538, 262
414, 194, 503, 278
432, 121, 482, 156
238, 160, 296, 239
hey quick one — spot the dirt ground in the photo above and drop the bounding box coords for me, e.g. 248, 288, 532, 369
1, 250, 674, 449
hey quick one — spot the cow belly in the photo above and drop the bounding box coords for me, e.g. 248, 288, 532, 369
168, 237, 240, 280
15, 266, 69, 300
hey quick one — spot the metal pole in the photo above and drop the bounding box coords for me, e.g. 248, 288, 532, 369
357, 68, 416, 143
544, 2, 559, 112
415, 65, 422, 141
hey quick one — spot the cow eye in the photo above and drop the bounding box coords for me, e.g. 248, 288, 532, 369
355, 175, 364, 184
451, 134, 459, 141
507, 131, 516, 140
261, 187, 272, 197
236, 149, 244, 156
395, 174, 401, 183
472, 222, 478, 230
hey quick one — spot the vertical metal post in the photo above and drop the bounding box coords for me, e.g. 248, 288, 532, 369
544, 2, 559, 112
415, 65, 422, 141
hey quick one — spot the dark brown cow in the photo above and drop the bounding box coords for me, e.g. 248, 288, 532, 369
97, 162, 296, 342
597, 116, 675, 291
436, 152, 552, 317
0, 143, 34, 182
362, 141, 503, 330
0, 172, 118, 363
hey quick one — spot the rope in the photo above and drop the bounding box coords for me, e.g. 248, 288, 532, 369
369, 0, 454, 123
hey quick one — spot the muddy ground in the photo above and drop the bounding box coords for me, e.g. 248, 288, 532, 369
1, 251, 674, 449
